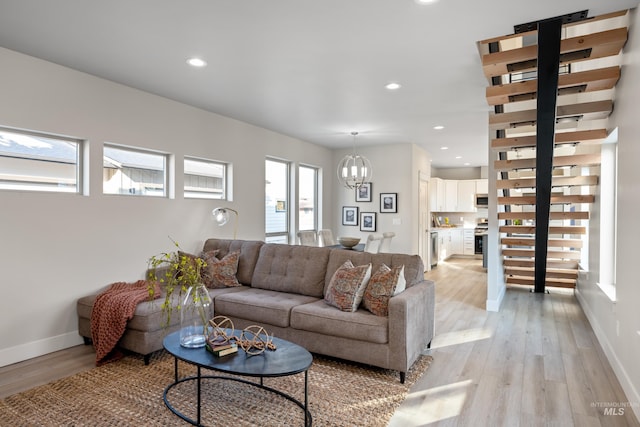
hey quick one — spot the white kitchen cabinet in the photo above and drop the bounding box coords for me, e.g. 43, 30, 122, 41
429, 177, 444, 212
437, 229, 451, 261
457, 180, 476, 212
450, 228, 463, 255
463, 228, 475, 255
444, 180, 458, 211
475, 179, 488, 194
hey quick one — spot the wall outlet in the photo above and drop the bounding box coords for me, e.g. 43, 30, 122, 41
393, 218, 401, 225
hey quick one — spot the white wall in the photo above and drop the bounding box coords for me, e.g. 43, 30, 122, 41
575, 7, 640, 419
333, 143, 430, 255
0, 47, 334, 366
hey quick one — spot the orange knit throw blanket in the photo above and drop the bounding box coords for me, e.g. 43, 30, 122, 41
91, 280, 159, 365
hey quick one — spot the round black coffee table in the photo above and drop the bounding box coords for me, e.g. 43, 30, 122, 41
163, 329, 313, 426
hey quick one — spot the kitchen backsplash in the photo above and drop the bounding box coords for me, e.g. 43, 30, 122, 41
433, 211, 488, 228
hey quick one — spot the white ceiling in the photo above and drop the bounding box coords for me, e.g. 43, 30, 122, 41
0, 0, 638, 168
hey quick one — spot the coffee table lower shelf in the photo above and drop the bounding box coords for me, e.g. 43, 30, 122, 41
163, 362, 311, 426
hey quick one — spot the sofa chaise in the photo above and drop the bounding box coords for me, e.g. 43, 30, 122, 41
77, 238, 435, 382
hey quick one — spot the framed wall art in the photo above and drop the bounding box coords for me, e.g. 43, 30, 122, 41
380, 193, 397, 213
360, 212, 376, 232
342, 206, 359, 226
355, 182, 372, 202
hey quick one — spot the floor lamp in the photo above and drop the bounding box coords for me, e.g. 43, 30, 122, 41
212, 207, 239, 239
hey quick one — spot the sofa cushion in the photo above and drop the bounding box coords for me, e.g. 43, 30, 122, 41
251, 244, 331, 297
202, 239, 264, 285
291, 300, 388, 344
214, 288, 318, 328
362, 264, 405, 316
324, 260, 372, 312
202, 251, 242, 288
325, 250, 424, 295
77, 286, 249, 332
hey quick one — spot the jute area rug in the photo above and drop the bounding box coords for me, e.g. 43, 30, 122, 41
0, 351, 431, 426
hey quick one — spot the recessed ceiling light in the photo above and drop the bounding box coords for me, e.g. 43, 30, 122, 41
415, 0, 439, 4
464, 162, 470, 166
440, 146, 448, 150
186, 57, 207, 67
456, 156, 462, 159
385, 82, 401, 90
433, 125, 444, 130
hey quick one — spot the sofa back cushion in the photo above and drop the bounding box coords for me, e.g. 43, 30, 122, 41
324, 250, 424, 296
251, 244, 331, 297
202, 239, 264, 286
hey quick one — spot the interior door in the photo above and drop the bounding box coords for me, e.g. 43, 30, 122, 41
419, 176, 430, 271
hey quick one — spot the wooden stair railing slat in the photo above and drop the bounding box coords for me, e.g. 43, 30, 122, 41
504, 267, 578, 279
491, 129, 608, 151
502, 248, 582, 260
501, 237, 583, 248
503, 258, 579, 269
498, 211, 590, 220
494, 153, 602, 172
498, 195, 595, 205
505, 276, 577, 288
489, 100, 613, 130
482, 27, 627, 77
499, 225, 586, 234
486, 67, 620, 105
496, 176, 599, 190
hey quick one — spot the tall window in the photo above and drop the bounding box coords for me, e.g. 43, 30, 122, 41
598, 134, 618, 300
184, 156, 227, 199
103, 144, 166, 196
0, 126, 81, 193
265, 158, 289, 243
298, 165, 318, 231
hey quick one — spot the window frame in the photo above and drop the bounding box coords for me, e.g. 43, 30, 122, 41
102, 143, 168, 197
0, 125, 83, 194
183, 155, 228, 200
265, 157, 291, 243
298, 164, 318, 232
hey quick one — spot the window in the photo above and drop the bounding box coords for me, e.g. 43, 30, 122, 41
103, 144, 166, 196
184, 156, 226, 199
0, 126, 81, 193
298, 165, 318, 231
265, 158, 290, 243
598, 131, 618, 300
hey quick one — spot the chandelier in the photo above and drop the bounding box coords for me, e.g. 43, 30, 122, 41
337, 131, 373, 189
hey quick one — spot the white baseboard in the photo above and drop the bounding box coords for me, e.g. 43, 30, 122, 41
575, 289, 640, 422
486, 284, 506, 312
0, 331, 84, 368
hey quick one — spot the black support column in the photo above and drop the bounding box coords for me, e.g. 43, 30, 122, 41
534, 18, 562, 293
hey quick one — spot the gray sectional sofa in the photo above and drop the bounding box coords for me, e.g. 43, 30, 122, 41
77, 238, 435, 381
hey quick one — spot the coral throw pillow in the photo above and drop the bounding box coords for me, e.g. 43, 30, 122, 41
324, 260, 372, 312
362, 264, 405, 316
202, 251, 241, 288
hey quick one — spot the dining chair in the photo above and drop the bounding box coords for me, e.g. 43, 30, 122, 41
363, 233, 383, 253
317, 229, 336, 247
297, 230, 318, 246
378, 232, 395, 253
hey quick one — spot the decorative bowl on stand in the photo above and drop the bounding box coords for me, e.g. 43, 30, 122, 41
337, 237, 360, 249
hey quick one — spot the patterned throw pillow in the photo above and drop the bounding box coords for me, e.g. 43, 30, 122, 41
362, 264, 406, 316
201, 251, 241, 288
324, 260, 372, 312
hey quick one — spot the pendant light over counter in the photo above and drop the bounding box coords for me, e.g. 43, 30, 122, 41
337, 131, 373, 189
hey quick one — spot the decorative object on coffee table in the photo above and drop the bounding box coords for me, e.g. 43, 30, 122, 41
146, 238, 208, 331
239, 325, 276, 355
179, 283, 212, 348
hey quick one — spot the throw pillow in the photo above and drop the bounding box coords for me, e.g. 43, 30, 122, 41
362, 264, 405, 316
201, 251, 241, 288
324, 260, 372, 312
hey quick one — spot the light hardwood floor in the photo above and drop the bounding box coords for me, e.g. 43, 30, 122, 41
1, 257, 638, 426
390, 257, 639, 427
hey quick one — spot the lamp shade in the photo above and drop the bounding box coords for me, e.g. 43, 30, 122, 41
212, 207, 239, 238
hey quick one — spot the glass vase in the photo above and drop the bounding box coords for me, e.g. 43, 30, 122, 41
179, 283, 213, 348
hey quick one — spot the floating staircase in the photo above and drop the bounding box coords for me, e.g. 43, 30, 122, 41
477, 9, 630, 290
